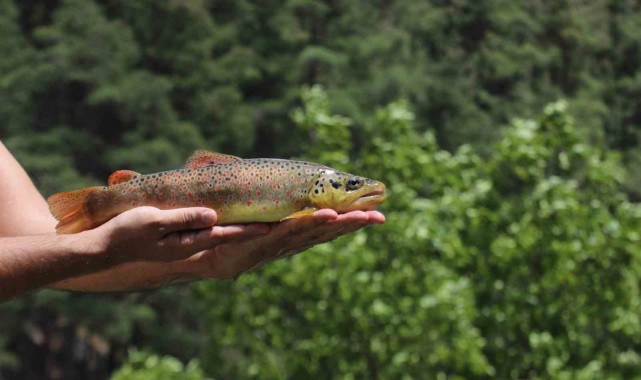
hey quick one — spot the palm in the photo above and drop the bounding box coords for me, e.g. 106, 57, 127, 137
196, 210, 385, 279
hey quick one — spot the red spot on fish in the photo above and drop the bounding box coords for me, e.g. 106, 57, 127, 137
243, 183, 249, 190
272, 184, 278, 189
256, 190, 261, 196
215, 185, 221, 191
286, 190, 292, 197
247, 201, 252, 206
274, 200, 280, 205
262, 206, 267, 211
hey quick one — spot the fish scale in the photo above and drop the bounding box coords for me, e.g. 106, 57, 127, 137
47, 151, 387, 234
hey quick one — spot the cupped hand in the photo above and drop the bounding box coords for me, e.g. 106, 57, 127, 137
84, 206, 269, 265
190, 209, 385, 280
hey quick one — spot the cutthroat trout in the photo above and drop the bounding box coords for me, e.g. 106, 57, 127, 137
48, 150, 387, 234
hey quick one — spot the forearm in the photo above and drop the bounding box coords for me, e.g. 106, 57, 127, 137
0, 233, 115, 301
52, 259, 202, 292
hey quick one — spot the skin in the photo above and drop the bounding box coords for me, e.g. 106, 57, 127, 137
0, 141, 385, 301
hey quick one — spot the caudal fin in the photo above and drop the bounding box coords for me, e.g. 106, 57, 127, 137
47, 187, 101, 234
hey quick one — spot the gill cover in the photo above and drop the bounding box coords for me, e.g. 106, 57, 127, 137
309, 169, 385, 212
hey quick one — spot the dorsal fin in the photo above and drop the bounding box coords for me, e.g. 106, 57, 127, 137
184, 150, 242, 169
108, 170, 141, 186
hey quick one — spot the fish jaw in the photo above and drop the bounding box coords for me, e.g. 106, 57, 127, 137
336, 180, 387, 212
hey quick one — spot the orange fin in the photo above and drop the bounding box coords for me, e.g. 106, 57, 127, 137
280, 207, 317, 221
47, 187, 101, 234
184, 150, 242, 169
108, 170, 141, 186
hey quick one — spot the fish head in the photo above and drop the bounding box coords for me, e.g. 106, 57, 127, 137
309, 169, 386, 212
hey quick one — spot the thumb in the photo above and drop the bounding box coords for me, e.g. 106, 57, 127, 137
152, 208, 218, 234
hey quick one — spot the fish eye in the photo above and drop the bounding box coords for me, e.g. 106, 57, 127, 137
346, 178, 362, 191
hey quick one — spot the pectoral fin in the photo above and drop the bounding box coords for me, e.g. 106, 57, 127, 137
185, 150, 242, 169
281, 207, 317, 221
108, 170, 141, 186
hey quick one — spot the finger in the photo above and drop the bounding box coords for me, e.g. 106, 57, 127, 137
274, 209, 338, 237
198, 224, 271, 248
279, 212, 378, 255
326, 210, 369, 225
364, 210, 386, 224
313, 209, 339, 220
152, 208, 218, 234
161, 223, 270, 252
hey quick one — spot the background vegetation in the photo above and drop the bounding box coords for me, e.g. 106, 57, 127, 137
1, 0, 641, 378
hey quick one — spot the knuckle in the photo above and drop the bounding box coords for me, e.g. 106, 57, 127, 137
182, 210, 198, 227
136, 207, 162, 226
148, 218, 164, 233
180, 231, 196, 246
211, 226, 227, 240
160, 233, 180, 249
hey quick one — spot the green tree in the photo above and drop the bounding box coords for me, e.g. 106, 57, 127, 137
195, 90, 641, 379
3, 1, 641, 379
111, 349, 207, 380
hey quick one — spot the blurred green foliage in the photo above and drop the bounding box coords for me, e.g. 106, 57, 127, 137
1, 0, 641, 379
193, 90, 641, 379
111, 349, 207, 380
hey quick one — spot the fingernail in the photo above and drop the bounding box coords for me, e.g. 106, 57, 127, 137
200, 210, 217, 225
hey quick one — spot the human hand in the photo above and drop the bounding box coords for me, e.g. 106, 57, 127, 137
83, 206, 269, 265
189, 209, 385, 280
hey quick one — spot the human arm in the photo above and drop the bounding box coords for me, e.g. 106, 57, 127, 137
0, 206, 265, 301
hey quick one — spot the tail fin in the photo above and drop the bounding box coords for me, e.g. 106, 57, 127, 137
47, 187, 101, 234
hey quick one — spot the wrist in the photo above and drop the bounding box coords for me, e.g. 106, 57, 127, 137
74, 229, 123, 268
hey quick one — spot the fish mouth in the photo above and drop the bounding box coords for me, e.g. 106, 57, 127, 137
358, 187, 386, 200
346, 183, 387, 211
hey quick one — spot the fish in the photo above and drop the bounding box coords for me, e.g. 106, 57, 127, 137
47, 150, 387, 234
